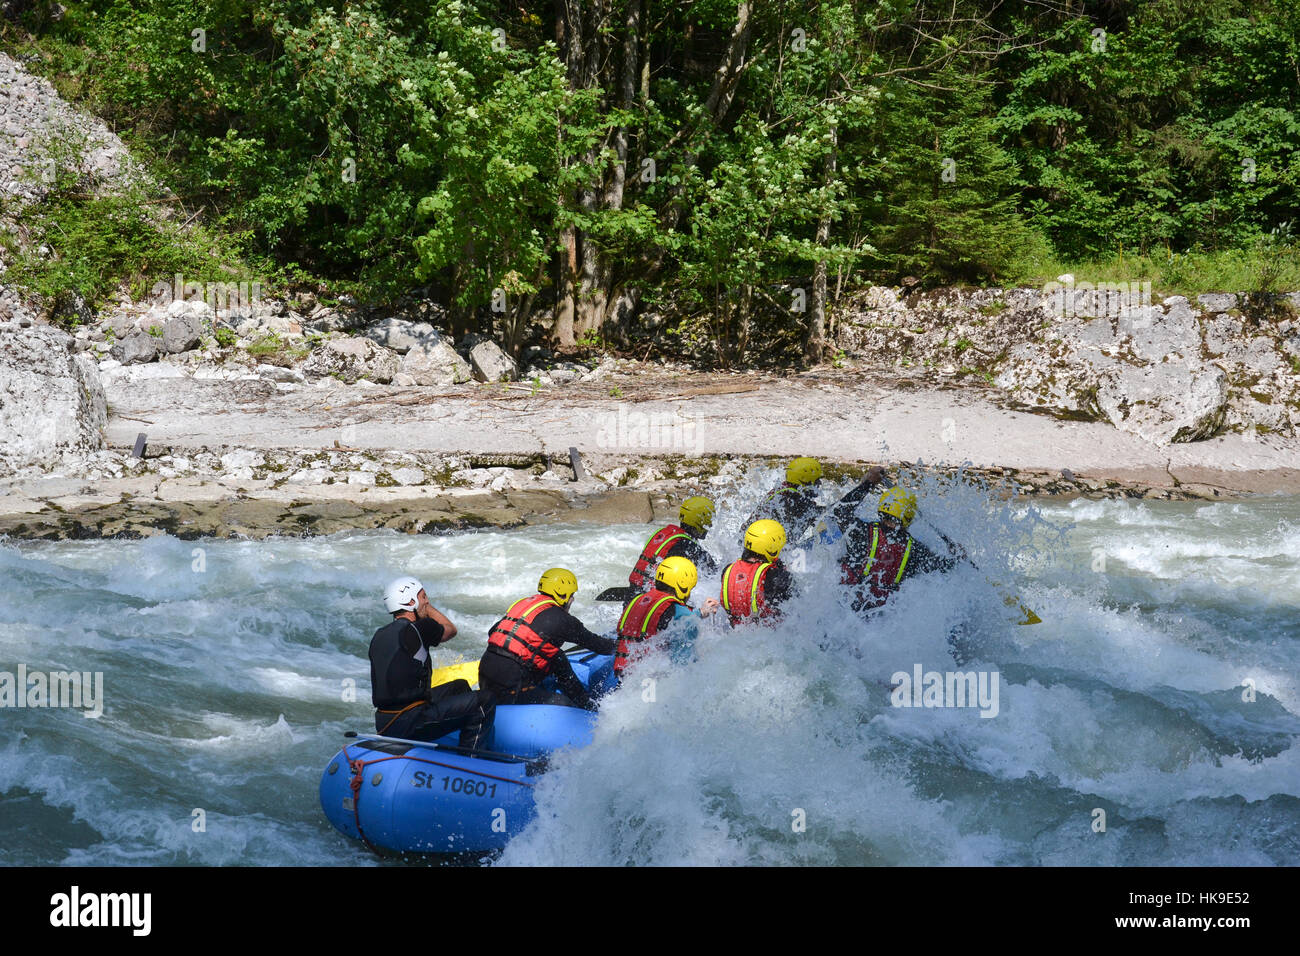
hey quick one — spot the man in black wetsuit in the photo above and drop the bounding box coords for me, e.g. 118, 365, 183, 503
720, 520, 799, 626
839, 486, 960, 613
626, 495, 719, 591
479, 568, 617, 711
369, 576, 496, 750
745, 457, 826, 542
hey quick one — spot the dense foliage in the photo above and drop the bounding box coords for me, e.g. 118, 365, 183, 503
4, 0, 1298, 362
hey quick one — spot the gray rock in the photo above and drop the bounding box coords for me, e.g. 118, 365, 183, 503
162, 313, 203, 353
301, 337, 399, 384
400, 340, 473, 385
0, 323, 106, 472
390, 466, 425, 486
256, 364, 304, 384
287, 467, 332, 484
526, 360, 587, 385
103, 311, 136, 338
1121, 303, 1200, 363
220, 449, 264, 472
364, 317, 447, 354
468, 339, 517, 382
1094, 362, 1227, 445
1196, 293, 1238, 314
304, 307, 363, 334
110, 330, 159, 365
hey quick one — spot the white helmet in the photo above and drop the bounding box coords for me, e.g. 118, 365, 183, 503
384, 576, 423, 614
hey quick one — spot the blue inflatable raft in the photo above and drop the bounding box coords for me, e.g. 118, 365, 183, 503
320, 651, 615, 854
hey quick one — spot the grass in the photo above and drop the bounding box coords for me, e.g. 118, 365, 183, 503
1017, 243, 1300, 298
6, 181, 250, 326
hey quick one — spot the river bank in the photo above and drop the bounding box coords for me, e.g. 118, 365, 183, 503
2, 362, 1298, 540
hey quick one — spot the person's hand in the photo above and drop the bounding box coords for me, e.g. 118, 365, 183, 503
863, 466, 885, 486
700, 597, 721, 617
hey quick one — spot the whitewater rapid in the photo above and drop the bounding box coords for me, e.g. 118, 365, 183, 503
1, 471, 1297, 865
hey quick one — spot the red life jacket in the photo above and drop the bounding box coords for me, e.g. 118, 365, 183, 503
720, 558, 773, 627
842, 524, 913, 605
487, 595, 563, 673
629, 524, 691, 589
614, 587, 685, 676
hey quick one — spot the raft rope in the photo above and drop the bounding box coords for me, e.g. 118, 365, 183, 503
374, 700, 424, 735
342, 745, 535, 856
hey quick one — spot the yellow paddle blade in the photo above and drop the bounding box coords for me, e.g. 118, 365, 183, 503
431, 660, 479, 688
1000, 589, 1042, 626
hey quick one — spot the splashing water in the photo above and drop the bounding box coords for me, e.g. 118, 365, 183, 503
1, 470, 1297, 866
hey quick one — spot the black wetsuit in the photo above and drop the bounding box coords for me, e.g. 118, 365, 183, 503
479, 605, 617, 710
369, 616, 496, 750
664, 531, 719, 575
825, 475, 885, 529
746, 484, 823, 541
840, 520, 956, 612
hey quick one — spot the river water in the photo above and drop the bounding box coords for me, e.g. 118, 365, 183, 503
2, 470, 1298, 865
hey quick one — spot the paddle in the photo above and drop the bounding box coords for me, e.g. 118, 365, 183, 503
430, 659, 479, 688
924, 524, 1042, 626
342, 731, 541, 769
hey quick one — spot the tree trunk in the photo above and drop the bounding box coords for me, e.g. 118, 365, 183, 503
552, 227, 579, 348
805, 123, 838, 366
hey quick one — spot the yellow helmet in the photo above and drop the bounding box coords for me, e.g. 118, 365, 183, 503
743, 519, 787, 561
538, 567, 578, 605
655, 556, 698, 601
678, 495, 715, 534
877, 486, 917, 526
786, 457, 823, 486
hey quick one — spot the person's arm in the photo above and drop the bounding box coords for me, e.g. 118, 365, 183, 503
909, 538, 958, 575
665, 605, 699, 665
545, 607, 618, 656
765, 563, 798, 609
829, 466, 886, 525
680, 537, 719, 574
417, 593, 457, 642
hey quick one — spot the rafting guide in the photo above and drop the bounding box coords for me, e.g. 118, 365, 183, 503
890, 664, 1000, 718
0, 665, 103, 718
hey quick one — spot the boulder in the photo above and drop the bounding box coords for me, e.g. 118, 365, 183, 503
1094, 361, 1227, 445
162, 312, 203, 353
256, 363, 304, 383
1122, 299, 1199, 363
364, 317, 447, 354
401, 340, 474, 385
220, 449, 264, 473
526, 360, 588, 385
301, 337, 399, 384
110, 329, 159, 365
304, 306, 364, 334
468, 339, 517, 382
1197, 293, 1238, 314
0, 322, 106, 472
390, 467, 425, 486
